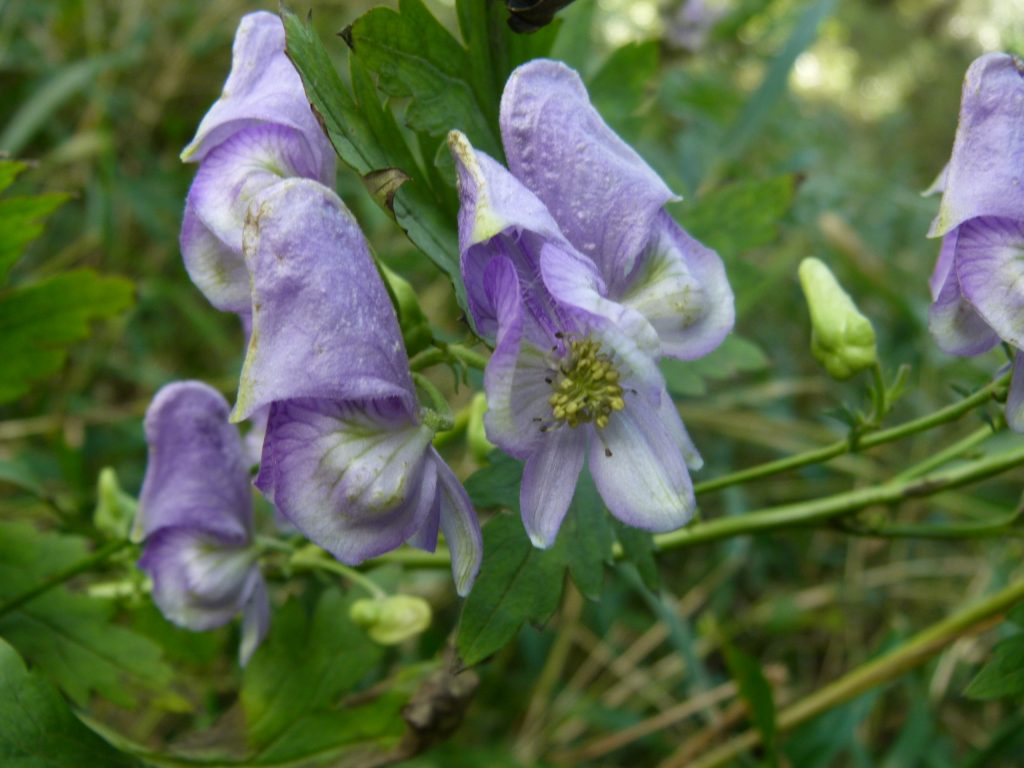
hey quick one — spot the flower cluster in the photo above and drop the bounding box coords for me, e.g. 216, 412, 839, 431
449, 60, 734, 547
137, 13, 483, 658
927, 52, 1024, 429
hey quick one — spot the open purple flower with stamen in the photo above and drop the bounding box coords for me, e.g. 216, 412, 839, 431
926, 53, 1024, 429
179, 11, 334, 314
499, 59, 734, 360
449, 131, 703, 547
135, 381, 269, 665
231, 178, 481, 594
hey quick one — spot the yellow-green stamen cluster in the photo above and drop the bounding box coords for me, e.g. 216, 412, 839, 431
548, 338, 625, 429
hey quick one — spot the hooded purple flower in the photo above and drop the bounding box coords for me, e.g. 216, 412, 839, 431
498, 59, 734, 360
926, 53, 1024, 429
231, 178, 482, 595
135, 381, 269, 665
446, 59, 732, 547
179, 11, 335, 314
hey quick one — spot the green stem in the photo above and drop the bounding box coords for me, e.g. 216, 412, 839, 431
893, 422, 998, 481
0, 539, 130, 619
686, 577, 1024, 768
370, 441, 1024, 570
693, 372, 1008, 496
655, 441, 1024, 553
409, 343, 489, 373
291, 548, 387, 599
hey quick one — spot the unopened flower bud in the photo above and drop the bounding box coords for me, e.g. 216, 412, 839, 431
798, 258, 877, 380
94, 467, 137, 540
350, 595, 432, 646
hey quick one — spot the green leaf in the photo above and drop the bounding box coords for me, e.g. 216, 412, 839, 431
0, 193, 69, 283
1008, 603, 1024, 627
0, 522, 174, 708
242, 588, 384, 749
345, 0, 502, 159
661, 334, 769, 397
587, 41, 659, 139
0, 638, 141, 768
0, 269, 134, 403
613, 520, 660, 592
679, 175, 796, 260
464, 451, 523, 512
457, 515, 564, 666
0, 159, 26, 195
553, 473, 612, 601
282, 8, 467, 312
965, 635, 1024, 700
723, 642, 779, 765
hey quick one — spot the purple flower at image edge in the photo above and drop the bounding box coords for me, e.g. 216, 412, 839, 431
447, 58, 735, 547
231, 178, 481, 595
926, 52, 1024, 429
135, 381, 269, 665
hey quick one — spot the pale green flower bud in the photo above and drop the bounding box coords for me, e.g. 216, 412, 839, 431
350, 595, 432, 646
798, 258, 878, 380
93, 467, 138, 540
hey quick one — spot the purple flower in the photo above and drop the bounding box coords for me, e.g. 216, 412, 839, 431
445, 59, 733, 547
499, 59, 734, 359
179, 11, 334, 314
926, 53, 1024, 429
231, 178, 482, 595
135, 381, 269, 665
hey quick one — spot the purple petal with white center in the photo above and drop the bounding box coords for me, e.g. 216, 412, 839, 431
180, 199, 250, 314
1006, 351, 1024, 432
954, 216, 1024, 348
655, 387, 703, 471
449, 130, 573, 337
181, 11, 334, 180
588, 394, 696, 533
520, 425, 586, 548
431, 449, 483, 595
929, 229, 958, 301
928, 254, 1000, 356
616, 211, 734, 360
481, 256, 561, 457
929, 53, 1024, 237
134, 381, 252, 542
501, 59, 678, 285
139, 526, 262, 633
255, 398, 436, 564
239, 577, 270, 665
233, 178, 414, 422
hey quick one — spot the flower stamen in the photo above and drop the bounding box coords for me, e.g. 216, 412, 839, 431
547, 337, 625, 429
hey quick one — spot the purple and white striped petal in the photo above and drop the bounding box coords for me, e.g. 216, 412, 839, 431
139, 526, 263, 634
255, 397, 435, 564
616, 211, 734, 360
135, 382, 252, 542
954, 216, 1024, 349
520, 426, 586, 548
929, 229, 958, 302
501, 59, 678, 286
588, 394, 696, 533
181, 11, 334, 179
928, 254, 1000, 356
480, 256, 561, 457
180, 200, 251, 315
431, 450, 484, 595
929, 53, 1024, 237
233, 179, 414, 422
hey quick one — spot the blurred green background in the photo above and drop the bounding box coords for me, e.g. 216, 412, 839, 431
3, 0, 1024, 765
